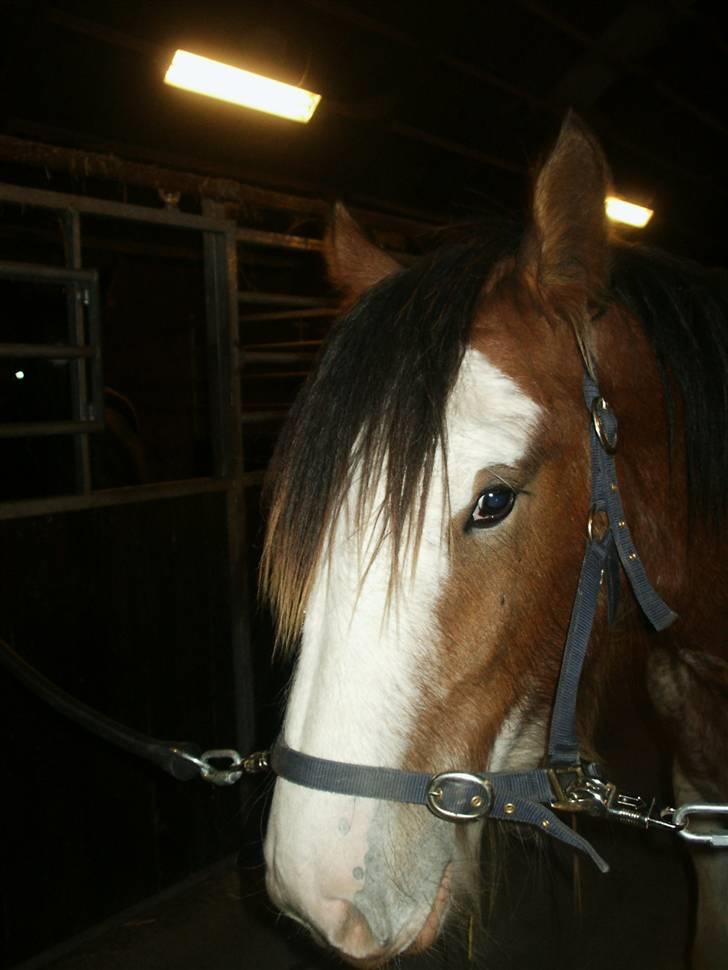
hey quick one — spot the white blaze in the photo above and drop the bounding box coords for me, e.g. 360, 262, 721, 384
282, 350, 541, 761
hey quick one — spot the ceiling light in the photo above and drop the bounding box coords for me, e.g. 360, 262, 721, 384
164, 49, 321, 124
605, 195, 653, 228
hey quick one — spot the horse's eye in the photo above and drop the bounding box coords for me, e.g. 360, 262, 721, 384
468, 485, 516, 529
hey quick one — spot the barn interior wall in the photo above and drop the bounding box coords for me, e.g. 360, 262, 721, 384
0, 162, 328, 967
0, 494, 242, 967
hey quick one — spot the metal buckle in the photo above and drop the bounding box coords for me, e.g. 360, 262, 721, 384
426, 771, 493, 822
674, 804, 728, 847
591, 396, 618, 455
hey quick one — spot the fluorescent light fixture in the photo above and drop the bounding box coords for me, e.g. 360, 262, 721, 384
164, 49, 321, 123
605, 195, 653, 228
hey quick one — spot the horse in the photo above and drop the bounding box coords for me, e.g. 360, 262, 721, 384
259, 115, 728, 968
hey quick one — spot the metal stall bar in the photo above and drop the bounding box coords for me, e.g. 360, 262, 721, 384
236, 227, 323, 252
0, 421, 102, 438
238, 309, 336, 323
0, 345, 94, 358
242, 340, 323, 348
242, 352, 316, 365
202, 199, 255, 753
0, 260, 101, 444
0, 478, 239, 522
0, 182, 228, 233
238, 291, 336, 308
0, 260, 96, 285
63, 209, 92, 493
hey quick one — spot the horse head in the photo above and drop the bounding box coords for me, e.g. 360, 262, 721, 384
260, 116, 711, 964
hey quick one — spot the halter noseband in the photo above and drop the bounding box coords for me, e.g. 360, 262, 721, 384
271, 373, 678, 872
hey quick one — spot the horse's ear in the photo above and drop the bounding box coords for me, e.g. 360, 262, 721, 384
521, 114, 612, 366
324, 203, 401, 305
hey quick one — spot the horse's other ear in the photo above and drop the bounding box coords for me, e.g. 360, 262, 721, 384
324, 203, 401, 306
521, 113, 612, 369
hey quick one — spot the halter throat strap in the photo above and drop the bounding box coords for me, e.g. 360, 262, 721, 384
271, 374, 677, 873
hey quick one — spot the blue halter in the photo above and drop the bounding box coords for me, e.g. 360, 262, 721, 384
270, 374, 678, 872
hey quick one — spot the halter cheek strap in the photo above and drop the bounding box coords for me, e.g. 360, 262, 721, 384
271, 375, 677, 872
547, 376, 677, 766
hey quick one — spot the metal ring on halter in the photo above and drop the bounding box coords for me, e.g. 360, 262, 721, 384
586, 504, 610, 544
591, 397, 618, 455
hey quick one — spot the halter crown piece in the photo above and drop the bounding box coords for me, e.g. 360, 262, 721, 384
271, 372, 678, 872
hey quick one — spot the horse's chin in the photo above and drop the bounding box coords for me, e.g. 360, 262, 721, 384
405, 861, 453, 952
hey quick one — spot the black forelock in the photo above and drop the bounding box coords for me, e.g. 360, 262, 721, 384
261, 228, 519, 643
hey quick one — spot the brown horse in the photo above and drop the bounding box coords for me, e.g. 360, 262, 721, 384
261, 116, 728, 967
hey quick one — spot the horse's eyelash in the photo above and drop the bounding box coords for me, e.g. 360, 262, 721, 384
484, 472, 530, 497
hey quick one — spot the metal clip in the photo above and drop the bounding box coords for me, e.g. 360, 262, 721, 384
605, 794, 680, 833
549, 765, 680, 833
198, 748, 246, 786
166, 747, 271, 786
549, 765, 613, 815
673, 804, 728, 847
240, 750, 270, 774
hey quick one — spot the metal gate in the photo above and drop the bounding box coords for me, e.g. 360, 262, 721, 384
0, 182, 254, 968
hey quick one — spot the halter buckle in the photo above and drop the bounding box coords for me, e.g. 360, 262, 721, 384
426, 771, 493, 821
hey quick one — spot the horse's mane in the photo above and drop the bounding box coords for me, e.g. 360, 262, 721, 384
611, 244, 728, 523
262, 229, 728, 646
